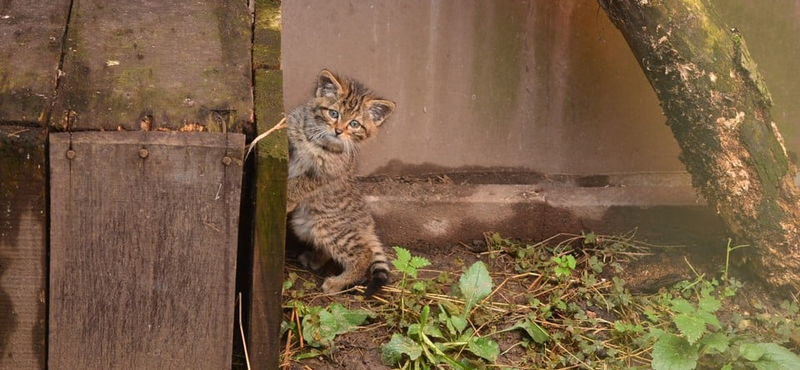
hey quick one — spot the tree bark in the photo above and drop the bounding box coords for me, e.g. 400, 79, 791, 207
599, 0, 800, 292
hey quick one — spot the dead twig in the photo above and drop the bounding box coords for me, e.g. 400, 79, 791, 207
245, 117, 287, 160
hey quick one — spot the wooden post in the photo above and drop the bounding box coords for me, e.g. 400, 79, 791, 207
247, 1, 287, 368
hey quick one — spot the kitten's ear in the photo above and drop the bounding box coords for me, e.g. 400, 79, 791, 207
316, 69, 344, 99
366, 99, 396, 126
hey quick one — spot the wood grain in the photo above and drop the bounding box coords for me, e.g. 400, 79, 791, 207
0, 1, 71, 124
249, 69, 287, 370
0, 127, 48, 369
49, 131, 244, 369
52, 0, 252, 131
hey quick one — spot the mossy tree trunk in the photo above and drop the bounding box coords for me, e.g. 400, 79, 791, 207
599, 0, 800, 292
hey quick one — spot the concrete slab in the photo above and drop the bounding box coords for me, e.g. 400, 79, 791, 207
363, 173, 729, 249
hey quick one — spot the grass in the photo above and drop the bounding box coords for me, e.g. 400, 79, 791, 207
279, 231, 800, 370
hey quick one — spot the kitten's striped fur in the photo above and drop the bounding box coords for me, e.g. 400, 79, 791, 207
286, 70, 396, 296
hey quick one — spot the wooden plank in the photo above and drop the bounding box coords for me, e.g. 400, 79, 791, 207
0, 1, 71, 124
249, 69, 287, 369
0, 127, 47, 369
53, 0, 252, 131
253, 0, 282, 69
48, 131, 244, 370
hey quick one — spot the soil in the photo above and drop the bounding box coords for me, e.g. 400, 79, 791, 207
276, 229, 791, 370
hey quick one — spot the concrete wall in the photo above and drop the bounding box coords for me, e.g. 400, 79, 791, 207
282, 0, 800, 177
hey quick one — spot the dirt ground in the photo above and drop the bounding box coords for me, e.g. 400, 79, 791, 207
276, 227, 790, 370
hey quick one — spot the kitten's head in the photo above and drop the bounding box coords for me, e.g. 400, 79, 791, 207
305, 70, 395, 153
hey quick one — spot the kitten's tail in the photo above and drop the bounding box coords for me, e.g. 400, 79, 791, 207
365, 244, 391, 297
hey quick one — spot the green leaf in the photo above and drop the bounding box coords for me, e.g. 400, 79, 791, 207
740, 343, 800, 370
450, 315, 469, 334
381, 334, 422, 366
328, 303, 373, 328
467, 336, 499, 362
459, 261, 493, 315
393, 246, 411, 265
695, 310, 721, 330
699, 332, 729, 354
673, 314, 706, 345
651, 333, 699, 370
512, 317, 550, 344
391, 246, 430, 278
410, 256, 432, 269
301, 303, 372, 347
583, 231, 597, 244
740, 342, 766, 361
698, 295, 722, 313
670, 299, 696, 315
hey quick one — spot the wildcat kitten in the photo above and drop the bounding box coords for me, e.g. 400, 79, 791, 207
286, 69, 396, 296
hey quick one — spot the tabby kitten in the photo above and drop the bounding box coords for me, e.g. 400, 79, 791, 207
286, 69, 396, 296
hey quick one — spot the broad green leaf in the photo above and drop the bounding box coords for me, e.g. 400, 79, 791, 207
302, 303, 372, 347
699, 295, 722, 313
328, 303, 372, 328
306, 309, 341, 347
670, 299, 696, 315
740, 342, 766, 361
467, 336, 499, 362
424, 321, 446, 339
459, 261, 493, 315
673, 314, 706, 345
512, 317, 550, 344
450, 315, 469, 334
651, 333, 699, 370
741, 343, 800, 370
381, 334, 422, 366
696, 310, 721, 330
699, 332, 729, 354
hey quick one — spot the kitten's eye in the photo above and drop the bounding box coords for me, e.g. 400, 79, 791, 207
328, 109, 340, 119
349, 120, 361, 128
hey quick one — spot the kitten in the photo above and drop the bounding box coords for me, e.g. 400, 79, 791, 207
286, 69, 396, 296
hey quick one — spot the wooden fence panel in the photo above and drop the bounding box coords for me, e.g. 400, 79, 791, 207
52, 0, 252, 131
0, 1, 71, 124
48, 131, 244, 370
0, 127, 48, 369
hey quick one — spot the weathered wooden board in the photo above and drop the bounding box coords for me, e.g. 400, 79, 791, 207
0, 127, 48, 369
0, 1, 71, 124
253, 0, 282, 70
53, 0, 252, 131
249, 69, 287, 369
48, 131, 244, 369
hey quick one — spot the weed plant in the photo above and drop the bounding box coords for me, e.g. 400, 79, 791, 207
280, 232, 800, 370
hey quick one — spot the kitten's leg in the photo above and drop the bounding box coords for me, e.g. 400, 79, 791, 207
321, 240, 371, 294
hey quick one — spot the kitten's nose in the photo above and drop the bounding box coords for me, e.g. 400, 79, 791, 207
335, 128, 343, 135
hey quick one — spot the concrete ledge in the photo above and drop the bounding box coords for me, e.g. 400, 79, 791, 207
362, 173, 729, 248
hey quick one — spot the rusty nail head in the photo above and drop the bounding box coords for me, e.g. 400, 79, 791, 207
221, 156, 232, 166
139, 148, 149, 158
66, 150, 76, 160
